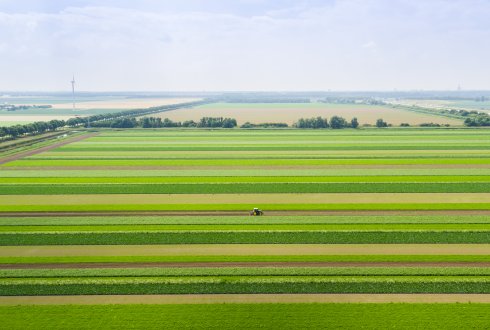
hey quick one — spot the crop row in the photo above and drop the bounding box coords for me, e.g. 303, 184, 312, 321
2, 224, 489, 233
2, 203, 490, 212
4, 175, 490, 184
1, 231, 489, 245
2, 254, 489, 264
2, 267, 490, 278
3, 183, 490, 195
1, 276, 489, 295
1, 215, 488, 226
2, 168, 489, 177
5, 157, 490, 167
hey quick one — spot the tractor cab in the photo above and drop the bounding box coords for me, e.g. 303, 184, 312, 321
250, 208, 263, 216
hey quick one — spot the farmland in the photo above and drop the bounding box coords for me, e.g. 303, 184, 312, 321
155, 102, 463, 125
0, 128, 489, 328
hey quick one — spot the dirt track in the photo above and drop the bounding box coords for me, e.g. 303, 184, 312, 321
2, 244, 489, 257
1, 210, 490, 217
1, 261, 489, 269
1, 294, 489, 305
0, 132, 99, 165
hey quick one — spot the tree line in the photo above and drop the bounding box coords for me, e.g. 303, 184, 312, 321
90, 117, 238, 129
0, 100, 210, 140
293, 116, 359, 129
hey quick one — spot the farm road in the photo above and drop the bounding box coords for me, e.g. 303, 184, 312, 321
0, 131, 99, 165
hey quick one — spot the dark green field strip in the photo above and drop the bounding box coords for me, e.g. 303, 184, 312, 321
1, 215, 489, 226
2, 224, 490, 232
3, 183, 490, 194
3, 203, 490, 212
1, 276, 489, 295
1, 231, 489, 245
5, 158, 490, 167
2, 255, 489, 264
5, 175, 490, 184
3, 267, 490, 278
3, 304, 489, 330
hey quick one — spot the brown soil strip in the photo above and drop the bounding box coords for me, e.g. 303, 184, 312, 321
1, 261, 489, 269
1, 244, 489, 257
2, 210, 490, 217
1, 294, 489, 305
0, 132, 99, 165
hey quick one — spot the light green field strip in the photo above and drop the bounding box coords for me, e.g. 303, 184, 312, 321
35, 149, 490, 157
1, 215, 489, 226
3, 176, 490, 184
2, 224, 489, 233
6, 158, 490, 167
1, 244, 489, 257
2, 168, 489, 177
1, 294, 490, 305
2, 193, 490, 206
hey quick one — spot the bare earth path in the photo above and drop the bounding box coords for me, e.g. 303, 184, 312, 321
1, 261, 489, 269
1, 294, 489, 305
0, 132, 99, 165
2, 244, 489, 257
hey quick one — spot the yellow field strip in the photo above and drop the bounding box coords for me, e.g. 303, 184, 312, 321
1, 244, 489, 257
3, 193, 490, 205
1, 294, 489, 305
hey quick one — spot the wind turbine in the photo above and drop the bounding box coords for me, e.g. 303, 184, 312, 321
71, 75, 76, 111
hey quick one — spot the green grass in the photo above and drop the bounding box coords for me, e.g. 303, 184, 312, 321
1, 275, 489, 295
1, 215, 489, 226
2, 304, 489, 330
1, 231, 489, 245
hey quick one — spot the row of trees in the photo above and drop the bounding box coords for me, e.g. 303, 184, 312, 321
464, 114, 490, 127
293, 116, 359, 129
0, 119, 66, 139
90, 117, 238, 129
0, 100, 210, 140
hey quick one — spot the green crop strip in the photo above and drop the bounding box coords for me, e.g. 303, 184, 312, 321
2, 223, 489, 232
1, 231, 489, 245
1, 255, 489, 265
2, 203, 490, 212
2, 267, 490, 279
1, 276, 489, 295
3, 183, 490, 194
5, 157, 490, 167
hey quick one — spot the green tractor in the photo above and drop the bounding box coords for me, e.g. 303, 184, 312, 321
249, 208, 264, 216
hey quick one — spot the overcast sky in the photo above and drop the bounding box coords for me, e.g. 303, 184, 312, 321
1, 0, 489, 91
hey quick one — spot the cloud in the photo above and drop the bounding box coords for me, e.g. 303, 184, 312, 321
0, 0, 489, 91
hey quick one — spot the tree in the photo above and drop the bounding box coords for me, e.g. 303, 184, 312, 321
376, 119, 388, 128
350, 117, 359, 129
330, 116, 348, 129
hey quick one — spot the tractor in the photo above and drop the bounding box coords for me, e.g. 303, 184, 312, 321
249, 208, 263, 216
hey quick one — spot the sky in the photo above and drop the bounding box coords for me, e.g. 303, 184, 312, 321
1, 0, 489, 91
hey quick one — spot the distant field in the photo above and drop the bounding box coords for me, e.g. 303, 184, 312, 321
0, 97, 200, 125
394, 99, 490, 113
155, 102, 463, 125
